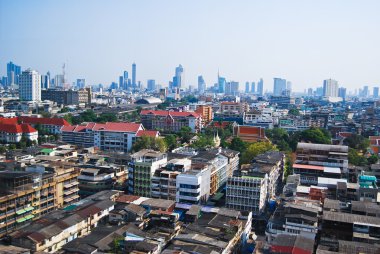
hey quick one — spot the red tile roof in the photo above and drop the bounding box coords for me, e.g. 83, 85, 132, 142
0, 117, 18, 125
141, 110, 200, 118
19, 116, 70, 126
136, 130, 159, 137
0, 123, 37, 134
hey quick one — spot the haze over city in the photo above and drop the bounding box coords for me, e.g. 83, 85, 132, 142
1, 0, 380, 91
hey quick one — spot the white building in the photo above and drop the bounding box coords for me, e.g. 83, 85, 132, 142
19, 69, 41, 101
323, 79, 339, 97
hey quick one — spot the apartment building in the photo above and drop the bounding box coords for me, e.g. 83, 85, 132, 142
293, 143, 349, 185
0, 167, 79, 237
41, 88, 92, 105
128, 149, 168, 197
218, 101, 249, 117
195, 105, 213, 125
77, 165, 127, 197
140, 110, 202, 133
62, 122, 144, 152
226, 169, 268, 215
226, 151, 284, 215
151, 158, 191, 200
176, 162, 211, 205
266, 200, 322, 243
11, 190, 118, 253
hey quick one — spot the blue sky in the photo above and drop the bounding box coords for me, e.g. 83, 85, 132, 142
1, 0, 380, 92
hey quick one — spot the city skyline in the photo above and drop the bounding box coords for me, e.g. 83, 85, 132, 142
1, 1, 380, 91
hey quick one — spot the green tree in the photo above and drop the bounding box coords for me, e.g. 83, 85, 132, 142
63, 113, 74, 125
132, 136, 167, 152
241, 142, 276, 164
266, 128, 291, 152
179, 126, 194, 143
343, 134, 369, 151
229, 137, 248, 154
348, 148, 367, 166
367, 154, 379, 165
164, 134, 178, 151
191, 134, 215, 149
288, 108, 300, 116
0, 146, 6, 154
59, 107, 70, 113
299, 128, 331, 145
9, 144, 16, 150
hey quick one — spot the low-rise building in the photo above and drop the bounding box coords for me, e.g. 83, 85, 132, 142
19, 116, 71, 134
140, 110, 202, 133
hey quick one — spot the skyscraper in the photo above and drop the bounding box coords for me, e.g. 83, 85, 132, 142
218, 73, 226, 94
286, 81, 292, 94
225, 81, 239, 95
132, 63, 136, 88
41, 74, 50, 89
323, 79, 339, 97
373, 87, 379, 98
119, 76, 123, 90
245, 82, 250, 93
172, 64, 184, 89
257, 78, 264, 96
76, 79, 86, 89
19, 69, 41, 101
147, 79, 156, 91
7, 61, 21, 86
198, 75, 206, 93
362, 86, 369, 98
273, 78, 287, 96
54, 75, 65, 88
251, 82, 256, 94
123, 71, 129, 90
338, 87, 347, 100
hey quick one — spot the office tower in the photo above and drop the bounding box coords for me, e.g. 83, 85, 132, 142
316, 87, 324, 96
363, 86, 369, 98
225, 81, 239, 95
123, 71, 129, 90
338, 87, 347, 100
373, 87, 379, 98
198, 75, 206, 93
273, 78, 287, 96
76, 79, 85, 89
19, 69, 41, 101
172, 64, 184, 89
132, 63, 136, 88
218, 73, 226, 93
1, 77, 7, 87
41, 74, 50, 89
245, 82, 250, 93
251, 82, 256, 94
323, 79, 339, 97
257, 78, 264, 96
7, 61, 21, 86
54, 74, 65, 88
119, 76, 123, 90
286, 81, 292, 94
147, 79, 156, 91
308, 88, 313, 96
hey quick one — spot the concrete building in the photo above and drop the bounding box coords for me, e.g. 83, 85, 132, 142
195, 105, 213, 125
293, 143, 349, 185
273, 78, 287, 96
18, 116, 71, 134
19, 69, 41, 101
323, 79, 339, 97
128, 150, 168, 197
62, 122, 144, 152
41, 88, 91, 105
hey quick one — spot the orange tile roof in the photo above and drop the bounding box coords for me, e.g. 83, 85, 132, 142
141, 110, 200, 118
293, 164, 324, 171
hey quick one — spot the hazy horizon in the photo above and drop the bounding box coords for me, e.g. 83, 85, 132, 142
1, 0, 380, 92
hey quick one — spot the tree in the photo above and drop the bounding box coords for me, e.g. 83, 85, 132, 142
179, 126, 194, 143
241, 142, 276, 164
0, 146, 6, 154
298, 128, 331, 145
343, 134, 369, 151
191, 134, 215, 149
266, 128, 291, 152
229, 137, 248, 154
348, 148, 367, 166
164, 134, 178, 151
59, 107, 70, 113
367, 154, 379, 165
288, 108, 300, 116
132, 136, 167, 152
63, 114, 74, 125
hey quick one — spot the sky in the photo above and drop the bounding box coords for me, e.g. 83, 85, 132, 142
1, 0, 380, 92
